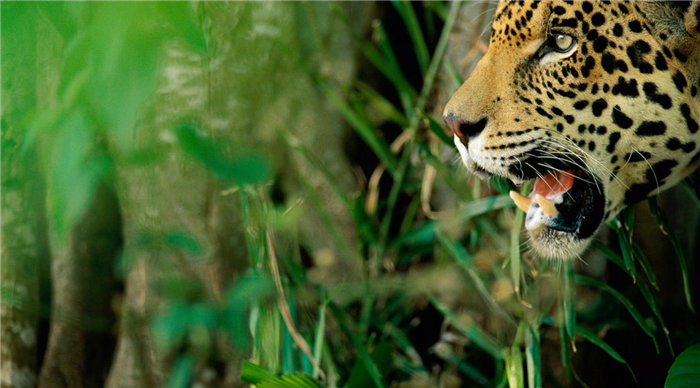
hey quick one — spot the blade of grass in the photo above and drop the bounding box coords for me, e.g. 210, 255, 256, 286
297, 172, 353, 259
590, 240, 673, 355
682, 171, 700, 207
510, 182, 531, 295
424, 0, 448, 21
356, 81, 409, 128
376, 141, 414, 260
282, 296, 297, 374
278, 128, 351, 210
436, 231, 516, 326
390, 195, 512, 248
647, 197, 695, 313
526, 326, 542, 388
575, 325, 637, 382
424, 2, 435, 40
610, 220, 637, 283
318, 81, 399, 177
421, 112, 453, 145
391, 1, 429, 74
332, 4, 417, 110
384, 324, 426, 372
442, 59, 463, 91
312, 293, 327, 379
239, 189, 261, 268
329, 303, 386, 388
504, 346, 525, 388
430, 295, 503, 359
413, 0, 462, 118
442, 354, 489, 387
591, 240, 654, 288
682, 181, 700, 207
562, 258, 576, 352
630, 242, 659, 291
560, 324, 572, 382
575, 275, 659, 354
373, 20, 415, 117
418, 141, 472, 199
637, 282, 674, 356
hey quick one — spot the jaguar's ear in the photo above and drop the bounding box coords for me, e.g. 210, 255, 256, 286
683, 1, 700, 37
652, 0, 700, 40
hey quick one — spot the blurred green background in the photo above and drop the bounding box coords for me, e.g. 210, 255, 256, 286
2, 2, 699, 388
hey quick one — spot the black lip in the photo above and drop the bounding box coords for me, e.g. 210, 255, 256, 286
547, 172, 605, 239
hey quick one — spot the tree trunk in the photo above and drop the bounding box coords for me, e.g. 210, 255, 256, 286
1, 5, 47, 388
104, 3, 372, 387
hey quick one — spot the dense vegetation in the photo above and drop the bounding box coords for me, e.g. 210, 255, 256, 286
2, 2, 699, 388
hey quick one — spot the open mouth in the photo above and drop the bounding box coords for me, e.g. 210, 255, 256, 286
505, 163, 605, 258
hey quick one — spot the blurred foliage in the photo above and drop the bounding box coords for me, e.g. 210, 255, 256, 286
3, 1, 699, 388
13, 2, 207, 243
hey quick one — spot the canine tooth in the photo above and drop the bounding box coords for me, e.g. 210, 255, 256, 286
509, 190, 532, 213
535, 194, 559, 217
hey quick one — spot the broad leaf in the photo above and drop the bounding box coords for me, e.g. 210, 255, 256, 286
665, 343, 700, 388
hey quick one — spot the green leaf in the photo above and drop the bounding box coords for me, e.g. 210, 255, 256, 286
152, 302, 192, 352
166, 354, 195, 388
241, 361, 277, 384
46, 109, 111, 243
240, 361, 323, 388
165, 231, 203, 256
82, 3, 163, 142
344, 342, 393, 388
176, 125, 271, 185
156, 2, 207, 51
665, 343, 700, 388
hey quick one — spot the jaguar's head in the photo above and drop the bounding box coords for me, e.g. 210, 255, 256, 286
444, 0, 700, 258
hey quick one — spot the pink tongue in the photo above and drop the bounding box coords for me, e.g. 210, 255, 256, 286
533, 169, 574, 199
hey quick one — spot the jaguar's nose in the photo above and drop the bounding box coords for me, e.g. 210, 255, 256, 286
443, 114, 488, 139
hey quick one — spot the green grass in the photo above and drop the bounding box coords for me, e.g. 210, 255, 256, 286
12, 2, 698, 387
243, 2, 697, 386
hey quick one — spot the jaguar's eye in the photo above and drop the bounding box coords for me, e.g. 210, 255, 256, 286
551, 34, 575, 53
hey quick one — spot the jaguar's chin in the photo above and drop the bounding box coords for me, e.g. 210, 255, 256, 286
471, 158, 606, 259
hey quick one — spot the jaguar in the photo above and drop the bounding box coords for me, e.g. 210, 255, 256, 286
444, 0, 700, 259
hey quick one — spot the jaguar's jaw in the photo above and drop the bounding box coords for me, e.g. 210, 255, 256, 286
510, 167, 605, 259
456, 138, 606, 259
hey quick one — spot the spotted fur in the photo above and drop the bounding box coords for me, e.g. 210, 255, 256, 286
445, 0, 700, 257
